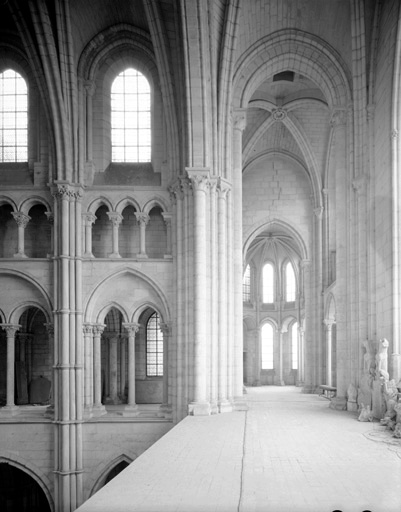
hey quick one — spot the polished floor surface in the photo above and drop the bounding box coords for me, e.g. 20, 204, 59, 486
78, 386, 401, 512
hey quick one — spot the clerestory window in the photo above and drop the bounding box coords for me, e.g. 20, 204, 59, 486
291, 321, 299, 370
262, 262, 274, 303
146, 311, 163, 377
111, 68, 151, 163
285, 261, 296, 302
243, 264, 251, 302
0, 69, 28, 162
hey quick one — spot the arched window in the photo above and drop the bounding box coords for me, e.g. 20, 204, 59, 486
291, 322, 298, 370
261, 323, 274, 369
243, 264, 251, 302
111, 68, 151, 162
0, 69, 28, 162
285, 261, 296, 302
146, 312, 163, 376
262, 263, 274, 303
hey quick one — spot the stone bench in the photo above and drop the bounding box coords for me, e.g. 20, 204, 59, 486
319, 384, 337, 399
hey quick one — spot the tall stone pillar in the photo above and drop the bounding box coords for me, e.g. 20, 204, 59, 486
106, 334, 120, 404
45, 212, 54, 258
0, 324, 20, 415
159, 323, 172, 417
301, 259, 313, 392
107, 212, 122, 258
297, 325, 305, 386
276, 327, 286, 386
324, 320, 334, 387
123, 323, 139, 416
82, 213, 96, 258
252, 329, 261, 386
45, 323, 55, 415
84, 80, 95, 165
135, 212, 149, 258
187, 168, 211, 415
313, 206, 324, 388
232, 110, 247, 407
120, 335, 126, 400
12, 212, 30, 258
217, 178, 232, 412
82, 324, 93, 414
92, 324, 105, 416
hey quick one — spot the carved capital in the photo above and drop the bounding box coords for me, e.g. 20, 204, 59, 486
216, 177, 231, 198
160, 322, 172, 338
83, 79, 96, 97
45, 212, 54, 224
135, 212, 149, 226
330, 108, 347, 127
313, 206, 324, 219
391, 129, 399, 139
92, 324, 105, 337
122, 323, 140, 336
82, 324, 93, 336
186, 168, 211, 193
107, 212, 123, 226
162, 212, 172, 225
300, 259, 311, 269
272, 108, 287, 122
352, 174, 368, 195
2, 324, 20, 337
82, 212, 97, 225
12, 212, 30, 229
324, 319, 334, 331
44, 323, 54, 337
232, 108, 247, 132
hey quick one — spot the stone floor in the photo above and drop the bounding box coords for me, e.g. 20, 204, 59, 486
77, 386, 401, 512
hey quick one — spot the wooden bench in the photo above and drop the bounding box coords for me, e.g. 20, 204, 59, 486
319, 384, 337, 399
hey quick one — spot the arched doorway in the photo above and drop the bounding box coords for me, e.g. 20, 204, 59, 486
0, 463, 51, 512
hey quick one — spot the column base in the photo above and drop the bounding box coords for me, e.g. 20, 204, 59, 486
163, 254, 173, 260
301, 384, 314, 394
209, 400, 219, 415
347, 400, 358, 412
232, 396, 248, 412
188, 401, 211, 416
329, 396, 347, 410
136, 253, 148, 259
104, 396, 122, 405
108, 253, 121, 259
44, 405, 54, 419
83, 253, 94, 259
123, 404, 139, 417
92, 404, 107, 417
13, 253, 27, 259
158, 403, 172, 419
83, 406, 94, 420
390, 353, 401, 383
0, 405, 19, 417
218, 399, 233, 413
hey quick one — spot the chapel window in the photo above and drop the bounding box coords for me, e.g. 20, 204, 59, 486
146, 312, 163, 377
0, 69, 28, 162
285, 261, 296, 302
243, 264, 251, 302
111, 68, 151, 162
261, 323, 274, 370
262, 262, 274, 303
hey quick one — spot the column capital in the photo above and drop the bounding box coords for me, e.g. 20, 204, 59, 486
300, 259, 311, 268
313, 206, 324, 219
216, 177, 231, 198
330, 108, 347, 127
186, 168, 211, 193
82, 323, 93, 335
160, 322, 172, 337
92, 324, 106, 336
135, 212, 150, 226
323, 319, 334, 330
232, 108, 247, 132
52, 182, 83, 201
82, 212, 97, 225
122, 323, 140, 336
352, 174, 368, 195
2, 324, 21, 336
107, 212, 123, 226
45, 211, 54, 224
12, 212, 30, 228
83, 79, 96, 97
161, 212, 172, 224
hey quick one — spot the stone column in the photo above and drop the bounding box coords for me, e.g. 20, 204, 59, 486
252, 329, 261, 386
122, 323, 139, 416
162, 212, 172, 258
313, 206, 324, 388
135, 212, 149, 258
1, 324, 20, 414
83, 80, 96, 164
92, 324, 106, 415
159, 323, 172, 417
187, 168, 211, 415
12, 212, 30, 258
120, 335, 126, 400
82, 213, 96, 258
82, 324, 93, 413
107, 212, 122, 258
105, 334, 120, 404
44, 323, 55, 415
276, 327, 286, 386
217, 178, 232, 412
45, 212, 54, 258
297, 326, 305, 386
232, 110, 247, 408
324, 320, 334, 387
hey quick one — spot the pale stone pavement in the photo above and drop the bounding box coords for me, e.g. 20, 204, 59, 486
77, 387, 401, 512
